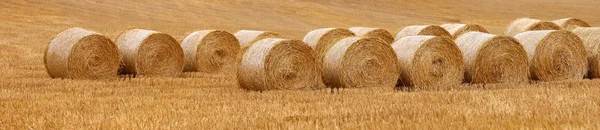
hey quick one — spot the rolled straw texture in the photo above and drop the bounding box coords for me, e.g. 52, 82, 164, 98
181, 30, 240, 74
323, 37, 399, 88
238, 38, 323, 91
392, 36, 464, 90
440, 23, 489, 39
571, 27, 600, 78
505, 18, 561, 36
552, 18, 591, 30
303, 28, 355, 60
234, 30, 282, 47
45, 27, 120, 79
394, 25, 452, 41
349, 27, 394, 44
115, 29, 184, 77
513, 30, 588, 81
455, 32, 529, 84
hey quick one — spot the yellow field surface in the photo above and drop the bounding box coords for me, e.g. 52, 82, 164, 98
1, 0, 600, 129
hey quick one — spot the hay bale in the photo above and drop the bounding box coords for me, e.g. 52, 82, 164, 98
394, 25, 452, 41
440, 23, 489, 39
348, 27, 394, 44
513, 30, 588, 81
44, 27, 120, 79
303, 28, 355, 60
392, 36, 463, 89
180, 30, 240, 74
115, 29, 184, 77
571, 27, 600, 78
238, 38, 323, 91
455, 32, 529, 84
234, 30, 282, 47
505, 18, 562, 36
552, 18, 591, 30
322, 37, 399, 88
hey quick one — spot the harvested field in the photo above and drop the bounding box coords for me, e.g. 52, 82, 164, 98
2, 0, 600, 129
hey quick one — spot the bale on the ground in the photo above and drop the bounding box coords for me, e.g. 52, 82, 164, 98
323, 37, 399, 88
392, 36, 464, 90
45, 27, 120, 79
349, 27, 394, 44
180, 30, 240, 74
455, 32, 529, 84
234, 30, 282, 47
513, 30, 588, 81
115, 29, 184, 77
238, 38, 323, 91
552, 18, 591, 30
303, 28, 355, 60
440, 23, 489, 39
394, 25, 452, 41
571, 27, 600, 78
505, 18, 562, 36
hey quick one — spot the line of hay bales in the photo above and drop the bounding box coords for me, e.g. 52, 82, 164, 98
44, 17, 597, 91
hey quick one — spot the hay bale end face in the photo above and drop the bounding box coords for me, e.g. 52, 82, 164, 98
45, 27, 120, 79
440, 23, 489, 39
323, 37, 399, 88
394, 25, 452, 41
392, 36, 463, 90
455, 32, 529, 84
514, 30, 588, 81
552, 18, 591, 30
348, 27, 394, 44
505, 18, 562, 36
181, 30, 240, 74
303, 28, 355, 60
115, 29, 184, 77
238, 38, 323, 91
234, 30, 282, 47
571, 27, 600, 78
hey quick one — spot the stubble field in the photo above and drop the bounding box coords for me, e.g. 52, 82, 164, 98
1, 0, 600, 129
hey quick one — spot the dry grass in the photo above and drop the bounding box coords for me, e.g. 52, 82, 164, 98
2, 0, 600, 129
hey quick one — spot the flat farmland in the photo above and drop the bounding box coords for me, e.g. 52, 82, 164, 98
1, 0, 600, 129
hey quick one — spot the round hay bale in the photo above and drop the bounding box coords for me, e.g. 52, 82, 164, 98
394, 25, 452, 41
303, 28, 355, 60
115, 29, 184, 77
552, 18, 591, 30
392, 36, 464, 89
513, 30, 588, 81
440, 23, 489, 39
348, 27, 394, 44
505, 18, 562, 36
571, 27, 600, 78
44, 27, 120, 79
238, 38, 323, 91
323, 37, 399, 88
455, 32, 529, 84
234, 30, 282, 47
180, 30, 240, 74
